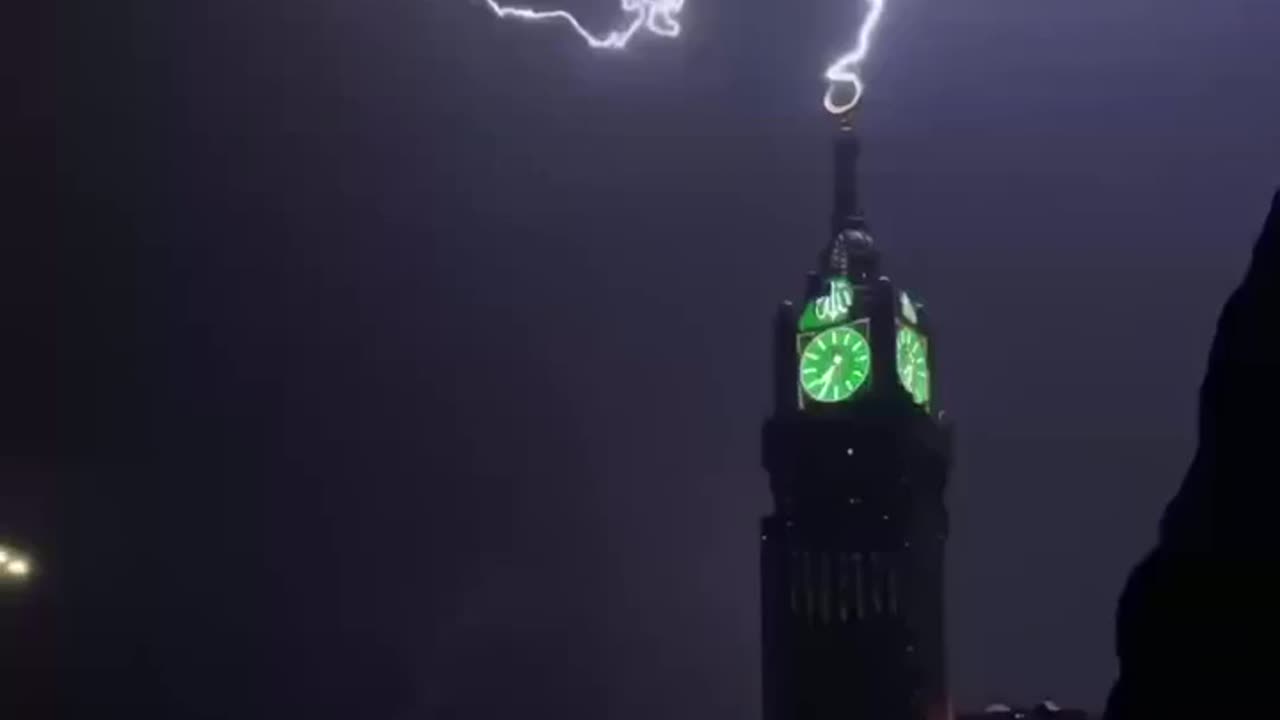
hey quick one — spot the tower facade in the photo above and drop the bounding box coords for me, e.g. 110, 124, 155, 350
760, 125, 953, 720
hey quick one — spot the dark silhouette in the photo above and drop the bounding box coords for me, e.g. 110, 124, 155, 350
759, 127, 952, 720
958, 701, 1090, 720
1104, 189, 1279, 718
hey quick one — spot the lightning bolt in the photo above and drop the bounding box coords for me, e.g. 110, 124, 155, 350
824, 0, 886, 115
481, 0, 684, 50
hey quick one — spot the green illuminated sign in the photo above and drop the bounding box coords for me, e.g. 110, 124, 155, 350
799, 324, 871, 403
896, 325, 931, 406
798, 277, 855, 331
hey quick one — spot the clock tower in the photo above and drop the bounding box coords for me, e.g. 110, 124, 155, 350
760, 121, 953, 720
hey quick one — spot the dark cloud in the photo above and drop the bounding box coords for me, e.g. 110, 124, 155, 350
34, 1, 1280, 716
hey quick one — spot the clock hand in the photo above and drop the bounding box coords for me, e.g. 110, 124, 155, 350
819, 365, 836, 395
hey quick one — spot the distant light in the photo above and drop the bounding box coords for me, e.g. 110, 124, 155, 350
0, 544, 33, 582
845, 447, 854, 456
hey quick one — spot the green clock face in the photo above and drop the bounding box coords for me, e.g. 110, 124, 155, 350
799, 325, 871, 403
896, 325, 931, 406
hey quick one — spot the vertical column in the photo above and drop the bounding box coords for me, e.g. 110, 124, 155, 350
832, 130, 864, 234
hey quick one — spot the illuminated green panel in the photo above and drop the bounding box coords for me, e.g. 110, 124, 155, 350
896, 325, 931, 406
900, 291, 919, 325
798, 277, 855, 332
799, 324, 871, 403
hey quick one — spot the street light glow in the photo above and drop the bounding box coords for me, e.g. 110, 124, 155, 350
0, 544, 33, 582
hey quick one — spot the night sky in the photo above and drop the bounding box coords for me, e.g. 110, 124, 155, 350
34, 0, 1280, 716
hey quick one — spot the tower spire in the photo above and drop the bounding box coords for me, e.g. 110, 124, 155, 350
832, 114, 865, 235
824, 113, 879, 281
